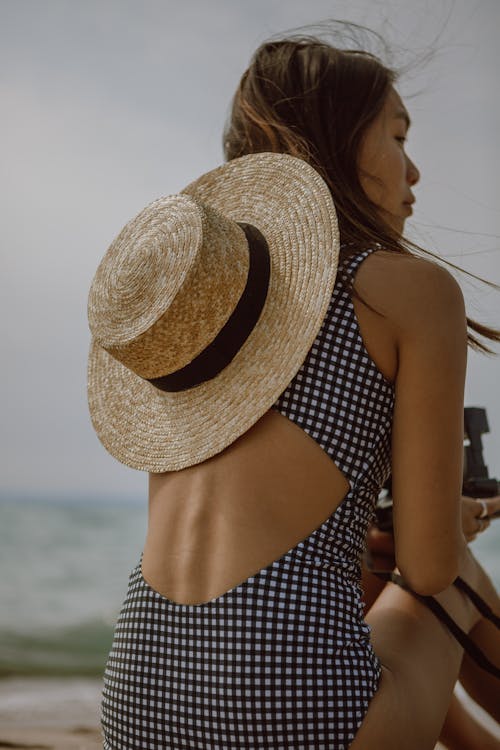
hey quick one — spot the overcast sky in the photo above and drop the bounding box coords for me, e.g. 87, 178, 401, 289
1, 0, 499, 501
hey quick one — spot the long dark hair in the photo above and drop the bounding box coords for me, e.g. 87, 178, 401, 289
224, 34, 500, 352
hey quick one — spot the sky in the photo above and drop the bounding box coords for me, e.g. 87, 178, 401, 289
1, 0, 499, 501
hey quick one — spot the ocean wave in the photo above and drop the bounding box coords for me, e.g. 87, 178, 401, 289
0, 618, 113, 677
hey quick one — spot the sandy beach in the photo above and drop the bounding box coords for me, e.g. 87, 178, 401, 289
0, 677, 103, 749
0, 677, 497, 749
0, 727, 102, 749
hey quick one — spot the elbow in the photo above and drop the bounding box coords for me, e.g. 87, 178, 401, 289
397, 557, 459, 597
395, 527, 463, 596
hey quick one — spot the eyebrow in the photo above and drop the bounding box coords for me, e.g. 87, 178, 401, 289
395, 109, 411, 129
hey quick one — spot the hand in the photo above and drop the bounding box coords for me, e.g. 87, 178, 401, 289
461, 495, 500, 543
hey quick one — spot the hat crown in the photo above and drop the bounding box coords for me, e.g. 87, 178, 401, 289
88, 195, 250, 379
88, 195, 201, 348
87, 152, 340, 472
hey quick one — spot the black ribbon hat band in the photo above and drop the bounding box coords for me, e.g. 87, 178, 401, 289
148, 223, 271, 393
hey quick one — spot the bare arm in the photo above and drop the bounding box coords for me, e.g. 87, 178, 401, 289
389, 258, 468, 594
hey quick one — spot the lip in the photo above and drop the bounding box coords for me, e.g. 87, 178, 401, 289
402, 203, 413, 215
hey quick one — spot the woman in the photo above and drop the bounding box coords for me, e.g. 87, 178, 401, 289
88, 34, 499, 749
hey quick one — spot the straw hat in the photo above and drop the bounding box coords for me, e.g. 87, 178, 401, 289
87, 152, 339, 472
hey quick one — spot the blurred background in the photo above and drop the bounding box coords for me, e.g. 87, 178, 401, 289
1, 0, 499, 687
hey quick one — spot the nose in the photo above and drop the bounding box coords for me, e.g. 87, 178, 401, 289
406, 154, 420, 186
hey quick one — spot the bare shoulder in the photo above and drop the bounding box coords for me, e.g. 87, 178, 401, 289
353, 250, 466, 332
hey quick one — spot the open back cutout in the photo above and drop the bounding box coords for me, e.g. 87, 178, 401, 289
142, 409, 351, 605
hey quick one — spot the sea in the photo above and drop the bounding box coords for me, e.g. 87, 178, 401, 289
0, 493, 498, 679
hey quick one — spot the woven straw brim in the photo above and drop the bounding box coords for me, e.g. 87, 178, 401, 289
87, 153, 339, 471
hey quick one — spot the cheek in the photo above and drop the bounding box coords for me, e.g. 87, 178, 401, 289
367, 149, 405, 196
358, 137, 392, 200
358, 139, 382, 176
359, 173, 384, 205
358, 153, 390, 204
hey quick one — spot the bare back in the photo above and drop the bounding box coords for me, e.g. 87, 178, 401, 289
141, 249, 402, 605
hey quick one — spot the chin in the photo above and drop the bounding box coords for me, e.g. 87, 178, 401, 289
379, 208, 405, 238
389, 217, 405, 237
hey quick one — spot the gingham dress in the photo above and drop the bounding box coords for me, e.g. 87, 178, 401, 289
101, 246, 395, 750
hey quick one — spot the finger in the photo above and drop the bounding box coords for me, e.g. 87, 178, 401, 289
475, 499, 489, 519
461, 497, 481, 535
475, 495, 500, 518
482, 495, 500, 516
465, 524, 478, 542
475, 517, 490, 534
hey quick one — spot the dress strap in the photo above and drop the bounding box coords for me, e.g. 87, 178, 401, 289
372, 570, 500, 680
453, 575, 500, 626
336, 245, 380, 296
340, 244, 378, 273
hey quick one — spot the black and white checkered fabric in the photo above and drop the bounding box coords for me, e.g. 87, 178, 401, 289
102, 247, 395, 749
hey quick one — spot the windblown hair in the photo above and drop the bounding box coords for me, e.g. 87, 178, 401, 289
224, 35, 500, 352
